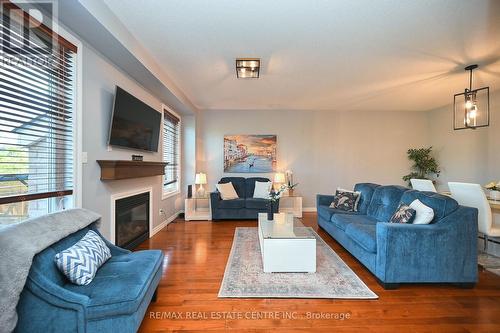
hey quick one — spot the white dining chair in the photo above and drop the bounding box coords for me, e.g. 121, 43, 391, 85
448, 182, 500, 251
410, 179, 437, 192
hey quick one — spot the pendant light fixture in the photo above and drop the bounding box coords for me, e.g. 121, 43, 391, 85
453, 64, 489, 130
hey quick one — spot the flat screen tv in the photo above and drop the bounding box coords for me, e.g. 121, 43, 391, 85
108, 86, 161, 152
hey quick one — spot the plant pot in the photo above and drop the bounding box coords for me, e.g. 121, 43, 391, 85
490, 190, 500, 201
288, 189, 294, 197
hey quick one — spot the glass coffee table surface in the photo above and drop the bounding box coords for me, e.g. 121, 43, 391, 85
258, 213, 314, 239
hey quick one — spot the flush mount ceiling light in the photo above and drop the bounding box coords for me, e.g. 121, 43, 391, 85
236, 58, 260, 78
453, 64, 489, 130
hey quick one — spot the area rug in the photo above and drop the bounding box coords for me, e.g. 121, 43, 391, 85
487, 268, 500, 277
478, 252, 500, 269
218, 227, 378, 299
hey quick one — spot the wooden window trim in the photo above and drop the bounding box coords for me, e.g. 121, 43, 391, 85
2, 0, 77, 52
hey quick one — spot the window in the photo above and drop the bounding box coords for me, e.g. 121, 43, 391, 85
0, 3, 77, 224
162, 106, 180, 196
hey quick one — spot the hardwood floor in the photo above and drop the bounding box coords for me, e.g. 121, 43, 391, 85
137, 213, 500, 333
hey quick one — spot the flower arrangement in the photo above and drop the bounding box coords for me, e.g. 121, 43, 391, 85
267, 185, 287, 220
269, 184, 287, 202
485, 181, 500, 191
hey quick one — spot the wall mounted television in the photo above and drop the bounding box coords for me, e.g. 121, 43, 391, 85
108, 86, 161, 152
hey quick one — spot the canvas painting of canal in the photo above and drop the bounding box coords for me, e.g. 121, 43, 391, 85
224, 135, 277, 173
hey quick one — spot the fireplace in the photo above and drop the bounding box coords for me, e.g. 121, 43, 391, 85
115, 192, 150, 250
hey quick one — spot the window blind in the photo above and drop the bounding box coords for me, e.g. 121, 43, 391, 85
163, 109, 180, 193
0, 5, 77, 206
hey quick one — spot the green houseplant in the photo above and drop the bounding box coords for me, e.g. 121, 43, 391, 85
402, 147, 440, 185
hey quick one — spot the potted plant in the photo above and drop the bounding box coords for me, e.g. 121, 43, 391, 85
268, 185, 286, 221
285, 170, 298, 196
402, 147, 440, 186
287, 182, 299, 196
485, 181, 500, 201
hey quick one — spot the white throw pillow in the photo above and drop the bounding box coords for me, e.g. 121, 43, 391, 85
409, 199, 434, 224
253, 181, 272, 199
216, 182, 239, 200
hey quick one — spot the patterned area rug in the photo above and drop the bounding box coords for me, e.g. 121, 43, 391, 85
487, 268, 500, 277
479, 252, 500, 277
478, 252, 500, 269
218, 227, 378, 299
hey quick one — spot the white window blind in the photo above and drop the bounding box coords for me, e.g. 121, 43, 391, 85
162, 108, 180, 194
0, 4, 77, 223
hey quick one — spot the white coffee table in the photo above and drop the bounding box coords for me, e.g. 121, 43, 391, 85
257, 213, 316, 273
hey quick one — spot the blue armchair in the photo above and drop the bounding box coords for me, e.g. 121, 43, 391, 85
15, 223, 163, 333
317, 184, 478, 289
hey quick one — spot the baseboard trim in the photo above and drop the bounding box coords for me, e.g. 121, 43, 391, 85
151, 210, 181, 237
303, 207, 317, 212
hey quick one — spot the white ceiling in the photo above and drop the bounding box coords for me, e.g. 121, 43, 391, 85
103, 0, 500, 111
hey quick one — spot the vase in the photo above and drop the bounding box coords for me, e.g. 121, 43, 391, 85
267, 201, 274, 221
491, 190, 500, 201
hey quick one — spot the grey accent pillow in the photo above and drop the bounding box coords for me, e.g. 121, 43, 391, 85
389, 204, 416, 224
54, 230, 111, 285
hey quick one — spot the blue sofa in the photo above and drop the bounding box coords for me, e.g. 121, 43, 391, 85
15, 223, 163, 333
210, 177, 279, 220
317, 183, 478, 289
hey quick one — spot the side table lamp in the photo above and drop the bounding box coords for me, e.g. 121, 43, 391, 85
195, 173, 207, 197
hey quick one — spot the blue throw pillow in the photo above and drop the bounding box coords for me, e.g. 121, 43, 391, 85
389, 204, 416, 224
54, 230, 111, 285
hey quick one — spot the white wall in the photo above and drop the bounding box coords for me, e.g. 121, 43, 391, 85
197, 109, 430, 208
81, 44, 185, 240
428, 89, 498, 261
182, 114, 197, 199
428, 89, 500, 191
487, 91, 500, 182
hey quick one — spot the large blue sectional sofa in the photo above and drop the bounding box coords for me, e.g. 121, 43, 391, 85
15, 223, 163, 333
317, 183, 478, 289
210, 177, 279, 220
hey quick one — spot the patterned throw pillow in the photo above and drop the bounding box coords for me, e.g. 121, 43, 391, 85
389, 204, 416, 224
54, 230, 112, 285
330, 189, 361, 212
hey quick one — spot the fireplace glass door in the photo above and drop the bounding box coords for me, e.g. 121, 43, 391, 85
115, 192, 150, 250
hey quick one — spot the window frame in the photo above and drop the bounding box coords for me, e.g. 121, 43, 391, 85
161, 104, 181, 199
50, 17, 83, 210
0, 3, 82, 216
60, 23, 83, 209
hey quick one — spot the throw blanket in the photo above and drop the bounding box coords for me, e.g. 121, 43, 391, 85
0, 208, 101, 333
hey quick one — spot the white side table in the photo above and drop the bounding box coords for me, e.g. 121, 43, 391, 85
279, 196, 303, 218
185, 196, 211, 221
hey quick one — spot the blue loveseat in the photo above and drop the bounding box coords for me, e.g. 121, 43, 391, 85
210, 177, 279, 220
15, 223, 163, 333
317, 183, 478, 289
